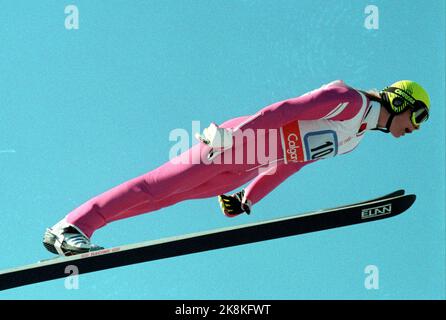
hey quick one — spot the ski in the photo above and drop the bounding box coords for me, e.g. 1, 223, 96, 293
0, 191, 415, 291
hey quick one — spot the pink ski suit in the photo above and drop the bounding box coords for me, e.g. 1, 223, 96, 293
66, 80, 381, 237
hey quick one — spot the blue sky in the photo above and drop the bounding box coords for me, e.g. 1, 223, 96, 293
0, 0, 444, 299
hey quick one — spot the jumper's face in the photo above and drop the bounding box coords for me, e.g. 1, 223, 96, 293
390, 109, 419, 138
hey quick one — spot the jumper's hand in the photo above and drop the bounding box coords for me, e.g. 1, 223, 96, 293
195, 123, 233, 149
218, 190, 251, 218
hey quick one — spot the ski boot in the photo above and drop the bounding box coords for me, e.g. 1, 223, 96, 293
42, 219, 103, 256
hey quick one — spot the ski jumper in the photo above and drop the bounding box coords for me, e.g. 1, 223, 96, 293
66, 80, 381, 237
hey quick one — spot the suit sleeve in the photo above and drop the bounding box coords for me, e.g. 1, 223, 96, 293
243, 161, 312, 206
235, 82, 365, 131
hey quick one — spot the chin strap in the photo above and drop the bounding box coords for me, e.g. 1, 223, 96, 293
370, 91, 394, 134
373, 114, 394, 133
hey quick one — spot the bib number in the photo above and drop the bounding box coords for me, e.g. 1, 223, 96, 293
304, 130, 338, 160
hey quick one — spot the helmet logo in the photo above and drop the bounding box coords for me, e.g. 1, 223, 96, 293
394, 88, 416, 105
391, 96, 406, 113
393, 98, 403, 107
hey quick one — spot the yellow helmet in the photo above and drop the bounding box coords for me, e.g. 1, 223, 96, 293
380, 80, 430, 126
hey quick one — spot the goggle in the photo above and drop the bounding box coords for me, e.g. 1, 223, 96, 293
409, 100, 429, 127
